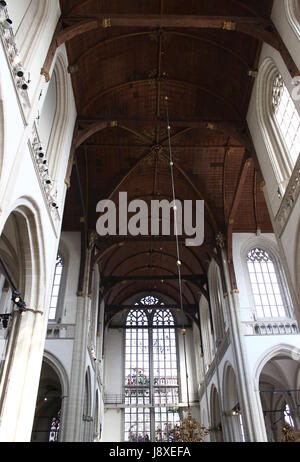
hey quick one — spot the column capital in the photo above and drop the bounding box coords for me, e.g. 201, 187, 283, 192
216, 232, 225, 249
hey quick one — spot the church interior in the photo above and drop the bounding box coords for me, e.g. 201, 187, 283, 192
0, 0, 300, 442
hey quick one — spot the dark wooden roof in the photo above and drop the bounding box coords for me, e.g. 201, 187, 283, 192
60, 0, 274, 310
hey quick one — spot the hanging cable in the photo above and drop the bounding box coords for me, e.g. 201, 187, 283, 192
165, 96, 190, 409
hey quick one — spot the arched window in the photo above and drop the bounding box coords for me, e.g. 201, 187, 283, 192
124, 297, 180, 442
199, 297, 214, 371
49, 255, 63, 321
272, 74, 300, 167
256, 58, 300, 193
246, 248, 287, 319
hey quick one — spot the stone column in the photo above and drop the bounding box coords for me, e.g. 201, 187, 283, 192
216, 233, 267, 442
63, 247, 92, 442
0, 304, 49, 442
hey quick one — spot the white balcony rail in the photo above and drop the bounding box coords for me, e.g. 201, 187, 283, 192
243, 319, 299, 336
47, 324, 75, 339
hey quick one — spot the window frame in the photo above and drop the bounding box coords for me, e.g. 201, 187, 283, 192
123, 300, 182, 443
272, 74, 300, 169
48, 254, 65, 323
245, 245, 293, 321
256, 58, 299, 195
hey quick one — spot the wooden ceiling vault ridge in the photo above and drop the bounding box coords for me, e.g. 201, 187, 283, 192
42, 13, 299, 82
59, 1, 277, 321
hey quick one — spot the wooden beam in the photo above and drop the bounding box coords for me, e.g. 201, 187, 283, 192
102, 274, 207, 283
227, 157, 253, 263
63, 15, 271, 29
74, 30, 250, 71
41, 15, 299, 81
78, 116, 243, 126
81, 78, 242, 116
76, 116, 247, 149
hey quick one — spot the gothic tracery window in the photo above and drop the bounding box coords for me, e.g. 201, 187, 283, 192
124, 298, 180, 442
247, 248, 287, 319
49, 255, 63, 321
272, 74, 300, 167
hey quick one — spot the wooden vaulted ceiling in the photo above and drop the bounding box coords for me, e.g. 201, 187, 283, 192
60, 0, 276, 313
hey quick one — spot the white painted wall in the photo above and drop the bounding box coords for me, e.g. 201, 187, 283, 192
246, 0, 300, 324
0, 0, 77, 441
39, 72, 57, 154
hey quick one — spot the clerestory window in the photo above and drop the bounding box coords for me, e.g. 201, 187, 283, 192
49, 255, 63, 321
247, 248, 288, 319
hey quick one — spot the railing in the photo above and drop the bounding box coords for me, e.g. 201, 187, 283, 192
104, 392, 199, 407
243, 319, 299, 336
46, 324, 75, 339
276, 155, 300, 237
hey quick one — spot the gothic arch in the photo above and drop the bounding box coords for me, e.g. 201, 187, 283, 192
222, 362, 244, 442
208, 260, 226, 344
82, 367, 93, 441
0, 196, 46, 309
43, 351, 69, 399
42, 51, 71, 184
210, 385, 224, 442
285, 0, 300, 40
254, 344, 300, 441
199, 296, 214, 371
253, 343, 300, 391
256, 57, 293, 190
43, 351, 69, 441
31, 353, 68, 442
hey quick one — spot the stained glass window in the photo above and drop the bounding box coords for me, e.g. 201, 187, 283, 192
49, 255, 63, 321
247, 248, 286, 319
124, 299, 180, 442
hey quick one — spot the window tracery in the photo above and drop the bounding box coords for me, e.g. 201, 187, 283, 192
124, 299, 180, 442
247, 248, 286, 319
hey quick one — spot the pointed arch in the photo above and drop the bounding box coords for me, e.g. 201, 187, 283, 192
256, 57, 300, 194
285, 0, 300, 40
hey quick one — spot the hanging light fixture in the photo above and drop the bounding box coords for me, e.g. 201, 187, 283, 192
165, 97, 209, 442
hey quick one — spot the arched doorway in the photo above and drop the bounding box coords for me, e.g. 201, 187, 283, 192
222, 364, 245, 442
0, 201, 45, 442
210, 386, 224, 442
82, 369, 92, 442
259, 352, 300, 442
31, 360, 63, 442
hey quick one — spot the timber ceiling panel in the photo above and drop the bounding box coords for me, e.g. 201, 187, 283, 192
61, 0, 274, 314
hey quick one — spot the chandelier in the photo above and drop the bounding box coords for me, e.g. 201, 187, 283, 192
169, 408, 210, 443
165, 97, 209, 442
282, 424, 300, 442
